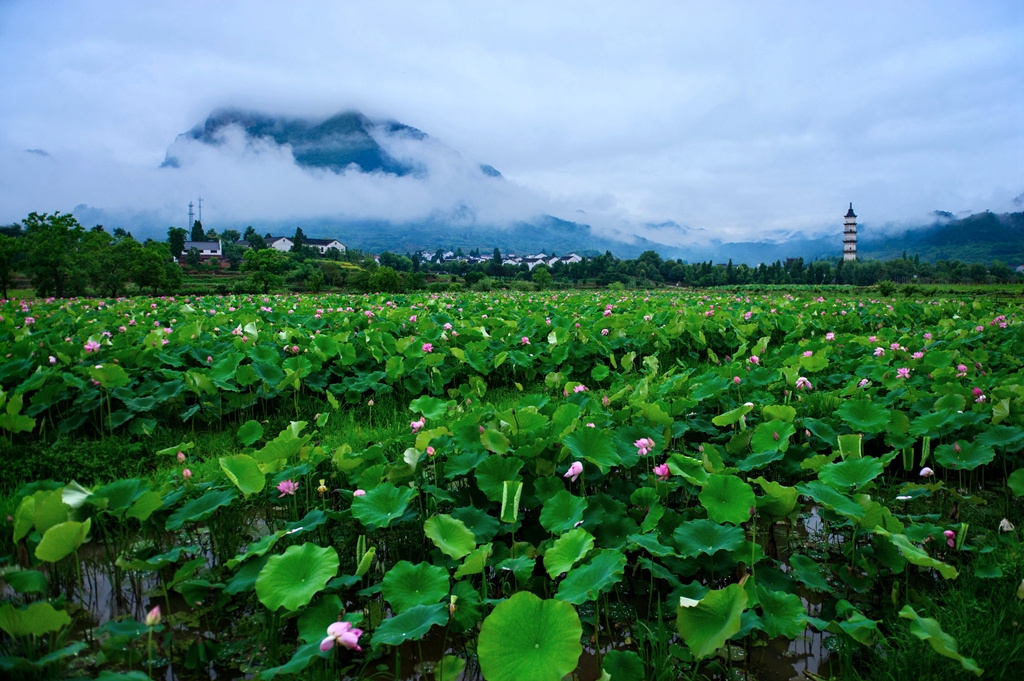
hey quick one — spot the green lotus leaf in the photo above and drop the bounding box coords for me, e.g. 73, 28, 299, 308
818, 456, 884, 492
934, 393, 967, 412
34, 489, 69, 534
933, 441, 995, 472
219, 454, 266, 496
87, 478, 148, 514
667, 454, 709, 486
478, 591, 583, 681
539, 490, 587, 534
556, 549, 626, 604
382, 561, 450, 614
750, 420, 795, 453
837, 433, 862, 459
836, 400, 890, 433
627, 532, 676, 557
712, 402, 754, 427
351, 483, 415, 531
808, 600, 880, 645
1, 569, 47, 595
672, 519, 745, 558
435, 655, 467, 681
875, 528, 958, 579
676, 583, 748, 660
699, 475, 756, 524
454, 543, 492, 579
1008, 468, 1024, 498
543, 528, 595, 578
449, 580, 483, 632
602, 649, 645, 681
452, 506, 500, 543
762, 404, 797, 423
0, 601, 72, 638
256, 543, 338, 612
756, 585, 807, 638
796, 480, 865, 519
424, 514, 476, 560
259, 642, 330, 680
410, 395, 449, 420
297, 594, 344, 644
237, 419, 264, 446
908, 409, 957, 437
35, 519, 91, 563
165, 488, 237, 531
751, 477, 798, 517
789, 554, 831, 591
88, 364, 130, 389
480, 428, 511, 454
474, 456, 523, 502
563, 427, 620, 473
371, 603, 449, 650
736, 449, 787, 472
495, 555, 536, 582
898, 605, 982, 676
976, 425, 1024, 449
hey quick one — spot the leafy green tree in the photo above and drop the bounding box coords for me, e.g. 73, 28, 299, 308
22, 212, 88, 297
132, 241, 179, 295
241, 248, 286, 293
532, 265, 553, 289
292, 227, 306, 252
247, 233, 268, 250
83, 229, 142, 297
220, 229, 241, 244
190, 220, 205, 242
367, 266, 402, 293
0, 234, 25, 299
168, 227, 187, 260
186, 247, 202, 269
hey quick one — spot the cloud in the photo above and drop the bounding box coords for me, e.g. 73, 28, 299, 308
0, 1, 1021, 245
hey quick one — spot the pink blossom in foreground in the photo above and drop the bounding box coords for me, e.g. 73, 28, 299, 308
411, 418, 425, 433
521, 336, 530, 345
795, 376, 813, 390
601, 328, 609, 336
145, 606, 161, 627
422, 343, 433, 353
802, 350, 813, 357
177, 451, 186, 463
84, 340, 101, 353
564, 461, 583, 482
944, 529, 955, 548
896, 367, 911, 379
653, 463, 670, 481
276, 480, 299, 497
48, 356, 56, 365
858, 378, 870, 388
873, 347, 885, 357
353, 489, 366, 497
573, 384, 588, 393
320, 621, 363, 652
956, 364, 968, 377
825, 332, 835, 340
748, 355, 760, 365
919, 467, 934, 478
733, 376, 741, 385
182, 468, 192, 480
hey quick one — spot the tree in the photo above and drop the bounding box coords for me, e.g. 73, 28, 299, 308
248, 233, 268, 250
22, 212, 87, 298
367, 266, 402, 293
491, 248, 502, 276
168, 227, 187, 259
292, 227, 306, 252
241, 248, 286, 293
0, 234, 25, 299
186, 247, 202, 269
132, 241, 179, 295
190, 220, 205, 242
532, 265, 552, 289
220, 229, 241, 244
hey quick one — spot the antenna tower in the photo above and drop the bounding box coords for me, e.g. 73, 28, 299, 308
188, 201, 194, 231
198, 196, 203, 223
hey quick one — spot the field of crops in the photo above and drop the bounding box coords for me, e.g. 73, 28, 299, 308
2, 289, 1023, 680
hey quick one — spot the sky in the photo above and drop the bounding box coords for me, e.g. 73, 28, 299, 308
0, 1, 1021, 247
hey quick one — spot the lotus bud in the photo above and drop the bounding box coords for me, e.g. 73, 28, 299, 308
953, 443, 961, 454
145, 605, 161, 627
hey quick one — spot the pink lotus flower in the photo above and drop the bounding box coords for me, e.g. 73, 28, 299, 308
573, 384, 588, 393
896, 367, 911, 379
353, 489, 366, 497
411, 418, 425, 433
177, 451, 186, 463
145, 605, 161, 627
426, 446, 435, 456
653, 463, 670, 481
825, 332, 835, 341
277, 480, 299, 497
795, 376, 813, 390
48, 356, 56, 365
748, 355, 760, 365
858, 378, 870, 388
84, 340, 101, 353
320, 620, 363, 652
182, 468, 192, 480
601, 328, 609, 335
919, 467, 934, 478
564, 461, 583, 482
422, 343, 433, 353
603, 309, 612, 317
521, 336, 530, 345
733, 376, 741, 385
972, 387, 984, 398
24, 316, 34, 325
802, 350, 813, 357
634, 437, 655, 456
409, 315, 417, 323
912, 352, 924, 359
873, 347, 885, 357
956, 364, 968, 377
944, 529, 955, 548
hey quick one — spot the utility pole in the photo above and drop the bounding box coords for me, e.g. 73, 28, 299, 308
198, 196, 203, 224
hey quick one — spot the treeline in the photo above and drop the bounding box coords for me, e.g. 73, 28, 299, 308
2, 212, 1021, 300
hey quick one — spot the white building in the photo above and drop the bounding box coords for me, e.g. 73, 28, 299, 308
179, 240, 222, 262
266, 236, 294, 252
304, 238, 346, 254
843, 204, 857, 262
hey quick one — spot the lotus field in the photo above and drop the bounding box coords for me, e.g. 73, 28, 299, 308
2, 289, 1024, 680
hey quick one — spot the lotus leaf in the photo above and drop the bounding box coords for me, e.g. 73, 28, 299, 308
371, 603, 449, 650
818, 456, 884, 492
474, 456, 523, 502
543, 528, 595, 578
755, 585, 807, 638
898, 605, 982, 675
933, 441, 995, 471
699, 475, 756, 524
424, 514, 476, 560
0, 601, 71, 637
563, 427, 620, 473
539, 490, 587, 534
255, 543, 338, 612
836, 400, 890, 433
35, 519, 91, 563
477, 591, 583, 681
382, 561, 450, 613
351, 483, 415, 531
672, 519, 745, 558
166, 489, 237, 531
676, 583, 748, 660
556, 549, 626, 604
219, 454, 266, 496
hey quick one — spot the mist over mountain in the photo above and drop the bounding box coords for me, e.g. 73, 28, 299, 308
62, 109, 1024, 266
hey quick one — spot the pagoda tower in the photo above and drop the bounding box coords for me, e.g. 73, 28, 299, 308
843, 203, 857, 261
